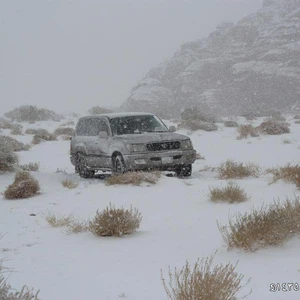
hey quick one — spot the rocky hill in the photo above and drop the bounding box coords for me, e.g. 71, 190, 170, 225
121, 0, 300, 118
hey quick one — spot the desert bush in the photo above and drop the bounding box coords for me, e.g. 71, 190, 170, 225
218, 197, 300, 251
224, 121, 238, 128
0, 143, 18, 172
89, 204, 142, 237
196, 153, 205, 160
32, 133, 57, 144
18, 162, 39, 172
293, 115, 300, 119
42, 211, 74, 227
4, 172, 40, 199
61, 179, 78, 189
179, 120, 218, 132
0, 136, 30, 152
88, 106, 113, 115
53, 127, 75, 136
106, 171, 161, 186
5, 105, 63, 122
59, 120, 75, 126
282, 138, 292, 144
268, 115, 286, 122
217, 160, 261, 179
258, 120, 290, 135
267, 164, 300, 188
237, 125, 259, 139
295, 120, 300, 124
0, 267, 40, 300
161, 253, 251, 300
181, 107, 217, 123
10, 127, 23, 135
209, 182, 249, 203
25, 128, 50, 135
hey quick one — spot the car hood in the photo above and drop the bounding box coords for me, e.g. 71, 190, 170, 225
114, 132, 190, 143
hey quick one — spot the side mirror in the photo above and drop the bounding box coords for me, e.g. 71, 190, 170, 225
169, 126, 176, 133
98, 131, 108, 138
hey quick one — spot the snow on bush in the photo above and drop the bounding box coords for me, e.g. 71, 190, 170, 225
218, 197, 300, 251
4, 172, 40, 199
209, 182, 249, 203
258, 120, 290, 135
105, 171, 161, 186
237, 125, 259, 139
0, 136, 30, 152
18, 162, 40, 172
217, 160, 261, 179
0, 143, 18, 172
89, 204, 142, 237
4, 105, 63, 122
53, 127, 75, 136
61, 179, 78, 189
161, 253, 251, 300
224, 120, 238, 128
179, 120, 218, 132
88, 106, 113, 115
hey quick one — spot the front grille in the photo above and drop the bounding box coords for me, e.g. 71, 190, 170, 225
147, 141, 181, 151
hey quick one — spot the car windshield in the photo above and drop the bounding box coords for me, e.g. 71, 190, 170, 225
109, 115, 169, 135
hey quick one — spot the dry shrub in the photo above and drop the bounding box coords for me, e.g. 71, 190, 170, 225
179, 120, 218, 132
293, 115, 300, 119
218, 197, 300, 251
295, 120, 300, 124
89, 204, 142, 237
59, 120, 75, 126
4, 172, 40, 199
32, 133, 57, 144
25, 128, 49, 135
106, 171, 161, 186
161, 253, 251, 300
0, 266, 40, 300
196, 153, 205, 160
237, 125, 259, 139
19, 162, 39, 172
0, 136, 30, 152
4, 105, 63, 122
224, 121, 238, 128
0, 143, 18, 172
209, 182, 249, 203
42, 211, 74, 227
61, 179, 78, 189
258, 120, 290, 135
282, 138, 292, 144
64, 220, 88, 234
217, 160, 261, 179
10, 127, 23, 135
53, 127, 75, 136
181, 107, 217, 123
88, 106, 113, 115
267, 164, 300, 188
268, 115, 286, 122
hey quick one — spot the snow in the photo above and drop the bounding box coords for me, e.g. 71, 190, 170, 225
1, 116, 300, 299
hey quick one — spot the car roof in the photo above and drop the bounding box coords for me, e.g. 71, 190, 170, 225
80, 112, 155, 119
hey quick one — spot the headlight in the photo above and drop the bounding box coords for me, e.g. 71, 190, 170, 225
127, 144, 146, 152
181, 139, 193, 150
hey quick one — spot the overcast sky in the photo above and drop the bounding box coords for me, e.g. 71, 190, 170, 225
0, 0, 263, 114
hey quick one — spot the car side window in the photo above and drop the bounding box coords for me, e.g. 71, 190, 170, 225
76, 118, 109, 136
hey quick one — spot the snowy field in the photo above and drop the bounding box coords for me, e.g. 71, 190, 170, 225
1, 115, 300, 300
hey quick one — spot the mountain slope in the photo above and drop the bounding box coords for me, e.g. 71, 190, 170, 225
121, 0, 300, 118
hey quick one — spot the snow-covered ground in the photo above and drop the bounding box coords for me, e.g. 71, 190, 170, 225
1, 115, 300, 300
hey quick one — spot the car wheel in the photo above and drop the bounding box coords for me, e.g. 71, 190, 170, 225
175, 164, 192, 178
76, 153, 95, 178
113, 154, 126, 174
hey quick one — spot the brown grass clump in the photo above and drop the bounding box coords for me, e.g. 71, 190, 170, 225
209, 182, 249, 203
32, 133, 57, 144
224, 121, 238, 128
53, 127, 75, 136
258, 120, 290, 135
89, 204, 142, 237
61, 179, 78, 189
4, 171, 40, 199
161, 253, 251, 300
19, 162, 39, 172
105, 171, 161, 186
266, 164, 300, 188
0, 135, 30, 151
179, 120, 218, 132
217, 160, 261, 179
218, 197, 300, 252
237, 125, 259, 139
42, 211, 74, 228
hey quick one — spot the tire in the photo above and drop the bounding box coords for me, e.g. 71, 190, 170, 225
76, 153, 95, 178
112, 154, 126, 174
175, 164, 192, 178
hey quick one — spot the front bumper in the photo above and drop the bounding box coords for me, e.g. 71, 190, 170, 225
123, 149, 196, 171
